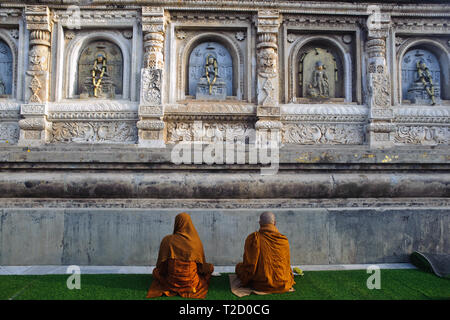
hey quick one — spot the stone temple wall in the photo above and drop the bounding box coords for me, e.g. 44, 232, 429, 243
0, 0, 448, 265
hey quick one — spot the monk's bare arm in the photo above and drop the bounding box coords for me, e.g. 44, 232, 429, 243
236, 233, 260, 286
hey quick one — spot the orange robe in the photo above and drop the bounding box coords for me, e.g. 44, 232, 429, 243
235, 223, 295, 293
146, 212, 214, 299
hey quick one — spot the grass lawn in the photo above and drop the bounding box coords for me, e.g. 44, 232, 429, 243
0, 269, 449, 300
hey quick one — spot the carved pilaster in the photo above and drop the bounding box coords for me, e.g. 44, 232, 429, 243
255, 10, 282, 145
365, 12, 394, 148
138, 7, 167, 148
19, 6, 52, 146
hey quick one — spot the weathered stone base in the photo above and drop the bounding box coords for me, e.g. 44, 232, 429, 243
0, 145, 448, 266
0, 202, 448, 266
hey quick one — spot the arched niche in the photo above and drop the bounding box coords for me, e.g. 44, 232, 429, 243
398, 40, 450, 105
0, 36, 15, 98
77, 40, 123, 99
188, 41, 233, 99
179, 33, 242, 101
65, 32, 131, 100
298, 45, 344, 100
289, 36, 352, 103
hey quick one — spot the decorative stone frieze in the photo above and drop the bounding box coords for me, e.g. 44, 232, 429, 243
166, 121, 254, 144
394, 125, 449, 145
282, 123, 365, 145
0, 1, 448, 149
51, 121, 137, 144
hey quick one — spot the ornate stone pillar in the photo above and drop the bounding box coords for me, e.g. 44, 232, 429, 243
19, 6, 52, 146
255, 10, 282, 145
137, 7, 167, 148
365, 12, 395, 149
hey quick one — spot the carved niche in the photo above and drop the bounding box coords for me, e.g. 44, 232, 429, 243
0, 40, 13, 97
401, 48, 441, 105
188, 42, 233, 100
298, 44, 344, 102
77, 40, 123, 99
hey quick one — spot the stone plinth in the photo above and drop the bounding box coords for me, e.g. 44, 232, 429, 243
407, 83, 441, 105
195, 77, 227, 100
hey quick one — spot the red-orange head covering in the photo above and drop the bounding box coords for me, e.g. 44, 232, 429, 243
156, 212, 207, 266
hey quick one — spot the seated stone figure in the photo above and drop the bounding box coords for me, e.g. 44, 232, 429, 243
80, 53, 116, 99
407, 59, 439, 106
235, 212, 295, 294
146, 212, 214, 299
196, 55, 227, 100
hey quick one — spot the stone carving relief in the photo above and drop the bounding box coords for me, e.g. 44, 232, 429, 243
9, 29, 19, 40
188, 42, 233, 99
394, 126, 449, 145
166, 122, 253, 143
235, 32, 246, 41
141, 68, 162, 105
55, 9, 139, 27
401, 49, 441, 105
298, 46, 343, 100
0, 122, 19, 143
51, 121, 137, 144
282, 123, 364, 145
257, 46, 278, 106
367, 71, 391, 108
171, 12, 252, 26
392, 18, 450, 34
0, 40, 13, 96
28, 76, 42, 103
283, 15, 361, 31
29, 46, 48, 71
176, 30, 187, 40
78, 40, 123, 98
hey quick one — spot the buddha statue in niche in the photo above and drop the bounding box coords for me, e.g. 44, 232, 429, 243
77, 41, 123, 99
307, 61, 330, 98
402, 49, 441, 106
205, 55, 218, 94
407, 58, 438, 105
188, 42, 232, 100
195, 51, 227, 100
298, 46, 342, 101
80, 52, 115, 99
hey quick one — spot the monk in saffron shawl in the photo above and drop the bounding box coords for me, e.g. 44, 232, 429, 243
235, 212, 295, 293
146, 212, 214, 299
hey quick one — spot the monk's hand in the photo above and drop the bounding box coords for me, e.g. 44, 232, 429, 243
293, 267, 304, 276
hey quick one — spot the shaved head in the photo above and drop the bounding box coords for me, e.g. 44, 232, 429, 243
259, 211, 276, 225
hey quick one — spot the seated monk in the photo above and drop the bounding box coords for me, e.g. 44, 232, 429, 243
146, 212, 214, 299
235, 211, 295, 293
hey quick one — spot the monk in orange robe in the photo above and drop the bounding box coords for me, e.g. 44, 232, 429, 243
146, 212, 214, 299
235, 211, 295, 293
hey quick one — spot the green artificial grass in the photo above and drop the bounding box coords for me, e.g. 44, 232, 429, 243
0, 269, 449, 300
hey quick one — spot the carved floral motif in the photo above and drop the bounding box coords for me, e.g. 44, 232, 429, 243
29, 75, 42, 103
141, 69, 162, 105
368, 73, 391, 108
0, 122, 19, 143
282, 123, 364, 145
166, 122, 254, 143
394, 126, 449, 145
235, 31, 246, 41
51, 121, 138, 144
